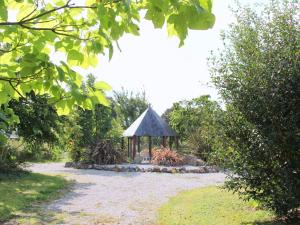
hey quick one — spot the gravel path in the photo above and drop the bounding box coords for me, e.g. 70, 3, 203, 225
29, 163, 226, 225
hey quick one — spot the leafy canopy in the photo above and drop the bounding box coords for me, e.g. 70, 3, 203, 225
0, 0, 215, 140
209, 0, 299, 217
168, 95, 223, 160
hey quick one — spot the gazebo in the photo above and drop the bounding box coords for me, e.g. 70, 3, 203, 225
123, 105, 179, 160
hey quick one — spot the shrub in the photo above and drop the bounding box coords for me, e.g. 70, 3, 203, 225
209, 0, 300, 217
0, 143, 25, 173
89, 139, 125, 165
151, 147, 183, 166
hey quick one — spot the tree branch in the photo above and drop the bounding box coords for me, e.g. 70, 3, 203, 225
9, 81, 25, 98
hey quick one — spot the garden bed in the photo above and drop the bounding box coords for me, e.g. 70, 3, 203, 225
65, 162, 220, 174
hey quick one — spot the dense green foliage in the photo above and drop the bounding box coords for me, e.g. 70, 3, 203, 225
9, 92, 60, 145
0, 142, 24, 172
8, 92, 65, 161
0, 173, 69, 222
113, 88, 148, 128
158, 186, 285, 225
0, 0, 215, 142
167, 95, 224, 161
65, 82, 148, 162
209, 0, 300, 217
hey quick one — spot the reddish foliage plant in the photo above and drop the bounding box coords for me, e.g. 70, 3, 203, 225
151, 147, 183, 166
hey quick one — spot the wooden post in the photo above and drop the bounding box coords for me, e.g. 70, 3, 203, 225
127, 137, 131, 158
132, 136, 137, 160
148, 136, 152, 160
162, 136, 167, 148
169, 136, 173, 149
137, 136, 141, 153
121, 137, 124, 150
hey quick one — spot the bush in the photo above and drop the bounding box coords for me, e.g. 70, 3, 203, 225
0, 143, 25, 173
209, 0, 300, 217
151, 147, 183, 166
88, 139, 125, 165
17, 142, 63, 162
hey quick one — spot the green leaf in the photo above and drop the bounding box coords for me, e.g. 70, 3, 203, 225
0, 2, 8, 21
167, 13, 188, 46
94, 91, 109, 106
67, 50, 84, 63
0, 92, 9, 104
186, 6, 215, 30
94, 81, 112, 91
56, 100, 71, 116
56, 66, 65, 81
145, 8, 165, 28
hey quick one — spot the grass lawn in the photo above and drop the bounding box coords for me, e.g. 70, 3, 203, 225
0, 172, 69, 222
157, 186, 288, 225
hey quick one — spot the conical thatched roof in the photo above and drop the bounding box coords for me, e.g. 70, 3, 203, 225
123, 106, 178, 137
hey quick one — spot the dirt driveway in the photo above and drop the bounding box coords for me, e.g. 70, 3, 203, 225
27, 163, 225, 225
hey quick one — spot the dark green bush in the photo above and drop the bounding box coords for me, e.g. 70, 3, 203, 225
209, 0, 300, 217
0, 143, 25, 173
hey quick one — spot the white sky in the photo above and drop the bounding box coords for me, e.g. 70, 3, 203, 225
75, 0, 262, 115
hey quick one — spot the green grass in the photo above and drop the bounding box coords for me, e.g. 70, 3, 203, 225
0, 172, 70, 222
157, 186, 287, 225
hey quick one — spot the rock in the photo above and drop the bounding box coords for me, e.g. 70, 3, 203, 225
82, 164, 91, 169
114, 166, 121, 172
94, 165, 101, 170
196, 159, 205, 166
198, 167, 206, 173
203, 166, 210, 173
152, 167, 161, 173
171, 168, 178, 173
128, 167, 136, 172
182, 155, 198, 166
207, 166, 219, 173
161, 168, 168, 173
179, 167, 187, 173
65, 162, 74, 168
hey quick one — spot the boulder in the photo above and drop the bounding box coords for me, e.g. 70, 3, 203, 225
196, 159, 206, 166
65, 162, 74, 168
161, 168, 168, 173
198, 167, 206, 173
208, 165, 219, 173
179, 167, 187, 173
171, 168, 178, 173
203, 166, 210, 173
152, 167, 161, 173
182, 155, 199, 166
93, 164, 101, 170
128, 167, 136, 172
114, 166, 121, 172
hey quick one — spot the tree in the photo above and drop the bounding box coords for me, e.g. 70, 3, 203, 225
0, 0, 215, 141
9, 92, 60, 145
8, 92, 65, 160
209, 0, 299, 217
168, 95, 223, 160
113, 88, 148, 128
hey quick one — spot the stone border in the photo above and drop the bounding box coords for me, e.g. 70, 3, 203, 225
65, 162, 220, 174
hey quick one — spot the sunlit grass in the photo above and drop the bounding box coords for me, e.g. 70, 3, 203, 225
0, 172, 69, 222
157, 186, 287, 225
